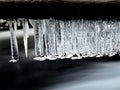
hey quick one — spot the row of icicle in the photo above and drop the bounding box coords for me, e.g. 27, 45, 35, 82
8, 19, 120, 62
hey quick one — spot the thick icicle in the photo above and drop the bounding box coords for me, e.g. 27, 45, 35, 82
54, 20, 63, 58
40, 19, 57, 60
71, 20, 79, 59
22, 19, 29, 57
59, 20, 66, 59
9, 20, 19, 62
32, 20, 46, 61
65, 21, 73, 58
46, 19, 57, 60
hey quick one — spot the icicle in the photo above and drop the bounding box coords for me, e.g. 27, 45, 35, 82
64, 21, 73, 59
59, 20, 66, 59
39, 20, 47, 60
32, 20, 45, 61
9, 20, 19, 62
33, 20, 40, 56
22, 19, 29, 57
13, 19, 17, 31
71, 20, 79, 59
54, 20, 63, 59
45, 19, 57, 60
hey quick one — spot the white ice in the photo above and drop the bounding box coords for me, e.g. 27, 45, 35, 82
32, 19, 120, 60
9, 20, 19, 62
23, 19, 29, 57
7, 19, 120, 61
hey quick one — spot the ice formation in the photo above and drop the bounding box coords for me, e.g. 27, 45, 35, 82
32, 19, 120, 61
9, 20, 19, 62
8, 18, 120, 61
22, 19, 29, 57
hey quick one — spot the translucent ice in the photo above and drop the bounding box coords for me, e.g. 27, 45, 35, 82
22, 19, 29, 57
32, 20, 46, 61
9, 20, 19, 62
8, 18, 120, 61
7, 18, 120, 61
30, 19, 120, 60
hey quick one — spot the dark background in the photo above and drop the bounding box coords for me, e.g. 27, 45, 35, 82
0, 1, 120, 20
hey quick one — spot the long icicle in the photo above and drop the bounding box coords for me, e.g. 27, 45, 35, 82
22, 19, 29, 57
33, 20, 40, 56
9, 20, 19, 62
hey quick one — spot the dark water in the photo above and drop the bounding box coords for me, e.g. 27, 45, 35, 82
0, 32, 120, 90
